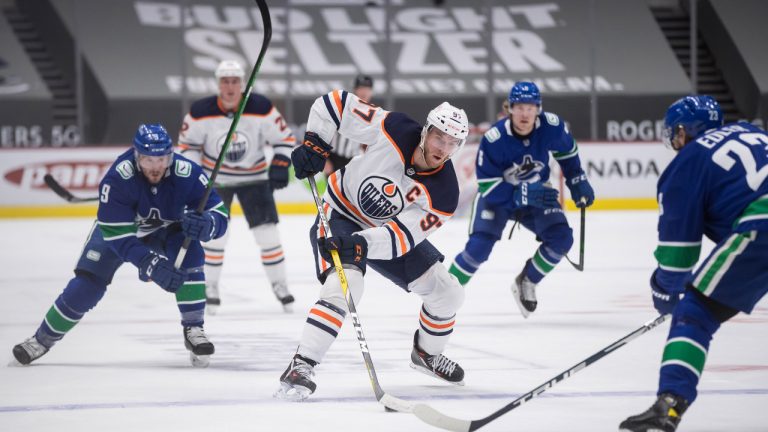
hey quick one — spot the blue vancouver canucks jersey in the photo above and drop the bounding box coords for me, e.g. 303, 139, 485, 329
96, 149, 229, 268
654, 122, 768, 288
474, 112, 583, 208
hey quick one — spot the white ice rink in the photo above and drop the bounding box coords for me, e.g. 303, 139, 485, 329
1, 211, 766, 432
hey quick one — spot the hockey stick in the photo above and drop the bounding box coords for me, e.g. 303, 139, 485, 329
43, 174, 99, 203
174, 0, 271, 269
307, 175, 414, 413
413, 314, 669, 431
565, 206, 586, 271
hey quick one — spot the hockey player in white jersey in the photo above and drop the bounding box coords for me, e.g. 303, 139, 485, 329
177, 60, 296, 312
274, 90, 470, 400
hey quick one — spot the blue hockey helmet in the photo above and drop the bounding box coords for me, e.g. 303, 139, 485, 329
508, 81, 542, 108
663, 95, 723, 148
133, 123, 173, 157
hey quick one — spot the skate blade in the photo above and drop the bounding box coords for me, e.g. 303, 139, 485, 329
281, 303, 294, 314
273, 382, 312, 401
409, 362, 465, 386
189, 353, 210, 368
510, 285, 531, 319
206, 304, 219, 316
7, 357, 25, 367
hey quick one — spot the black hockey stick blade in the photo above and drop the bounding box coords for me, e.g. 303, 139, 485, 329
413, 314, 669, 431
565, 206, 586, 271
43, 174, 99, 203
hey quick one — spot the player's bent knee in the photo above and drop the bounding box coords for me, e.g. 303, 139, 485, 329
318, 267, 364, 310
409, 263, 465, 317
252, 223, 281, 248
64, 271, 108, 312
673, 290, 724, 334
542, 224, 574, 255
464, 232, 498, 264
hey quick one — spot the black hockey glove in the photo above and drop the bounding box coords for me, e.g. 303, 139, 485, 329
138, 252, 186, 293
567, 173, 595, 208
650, 269, 681, 315
269, 154, 291, 190
512, 182, 560, 209
317, 234, 368, 273
291, 131, 331, 179
182, 210, 216, 242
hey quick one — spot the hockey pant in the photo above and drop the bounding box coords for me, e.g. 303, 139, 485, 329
659, 230, 767, 403
33, 223, 207, 349
296, 211, 465, 363
451, 196, 573, 285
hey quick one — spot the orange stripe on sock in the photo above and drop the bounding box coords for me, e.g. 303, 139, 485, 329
310, 308, 342, 328
419, 311, 455, 329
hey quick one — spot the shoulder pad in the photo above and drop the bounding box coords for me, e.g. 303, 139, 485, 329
244, 94, 274, 115
115, 160, 135, 180
383, 112, 422, 162
189, 96, 220, 119
543, 112, 560, 126
484, 127, 502, 143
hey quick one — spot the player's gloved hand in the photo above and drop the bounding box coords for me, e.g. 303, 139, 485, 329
512, 182, 560, 209
291, 131, 331, 179
138, 252, 186, 293
182, 210, 216, 242
317, 234, 368, 272
567, 173, 595, 208
650, 270, 681, 315
269, 154, 291, 190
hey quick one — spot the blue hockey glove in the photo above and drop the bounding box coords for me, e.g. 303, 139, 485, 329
317, 234, 368, 273
182, 210, 216, 242
650, 270, 681, 315
138, 252, 186, 293
269, 154, 291, 190
291, 131, 331, 179
512, 182, 560, 209
567, 173, 595, 208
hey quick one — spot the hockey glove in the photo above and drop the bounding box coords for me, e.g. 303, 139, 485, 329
269, 154, 292, 190
650, 269, 681, 315
317, 234, 368, 273
182, 210, 216, 242
512, 182, 560, 209
567, 173, 595, 208
291, 131, 331, 179
138, 252, 186, 293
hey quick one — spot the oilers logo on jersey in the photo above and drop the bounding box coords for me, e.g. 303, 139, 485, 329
216, 131, 251, 163
503, 154, 545, 185
357, 176, 403, 220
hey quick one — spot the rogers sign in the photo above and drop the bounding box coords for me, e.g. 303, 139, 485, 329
4, 161, 112, 191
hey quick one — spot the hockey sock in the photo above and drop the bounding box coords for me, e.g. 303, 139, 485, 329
449, 253, 476, 285
417, 305, 455, 355
252, 224, 287, 287
35, 273, 106, 348
177, 270, 206, 327
658, 292, 721, 404
297, 299, 346, 362
525, 245, 564, 284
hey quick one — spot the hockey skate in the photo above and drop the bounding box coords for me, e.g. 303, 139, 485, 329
183, 326, 214, 368
512, 270, 537, 318
205, 283, 220, 315
620, 393, 688, 432
271, 281, 295, 313
274, 355, 317, 401
409, 331, 465, 385
10, 336, 49, 366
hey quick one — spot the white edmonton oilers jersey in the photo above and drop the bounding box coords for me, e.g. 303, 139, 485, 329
177, 94, 295, 186
308, 90, 459, 260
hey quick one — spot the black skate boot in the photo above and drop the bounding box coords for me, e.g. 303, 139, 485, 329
205, 284, 220, 315
620, 393, 689, 432
275, 354, 317, 401
409, 331, 465, 385
183, 326, 214, 368
512, 267, 537, 318
272, 282, 295, 313
11, 336, 49, 365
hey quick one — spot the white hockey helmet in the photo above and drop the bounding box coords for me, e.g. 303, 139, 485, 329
214, 60, 245, 80
421, 102, 470, 154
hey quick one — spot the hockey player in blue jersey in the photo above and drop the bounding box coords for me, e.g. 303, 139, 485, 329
620, 96, 768, 432
11, 124, 229, 368
448, 81, 594, 318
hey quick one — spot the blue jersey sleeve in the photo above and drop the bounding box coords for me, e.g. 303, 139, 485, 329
542, 113, 584, 180
185, 163, 229, 239
653, 148, 706, 293
475, 132, 515, 207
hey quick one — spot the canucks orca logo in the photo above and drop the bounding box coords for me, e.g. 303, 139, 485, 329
217, 131, 250, 163
357, 176, 404, 220
503, 154, 545, 185
137, 207, 174, 235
